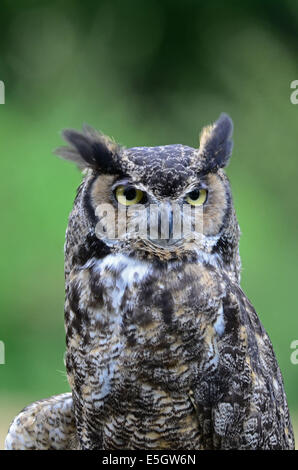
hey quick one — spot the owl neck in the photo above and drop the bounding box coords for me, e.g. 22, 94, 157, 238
67, 227, 241, 286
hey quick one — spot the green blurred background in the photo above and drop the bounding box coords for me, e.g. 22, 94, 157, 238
0, 0, 298, 448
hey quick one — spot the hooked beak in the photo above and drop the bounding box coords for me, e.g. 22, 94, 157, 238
149, 202, 182, 248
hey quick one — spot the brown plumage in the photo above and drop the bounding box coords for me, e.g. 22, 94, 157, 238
5, 114, 295, 450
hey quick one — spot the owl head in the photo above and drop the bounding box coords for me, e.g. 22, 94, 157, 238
55, 114, 240, 280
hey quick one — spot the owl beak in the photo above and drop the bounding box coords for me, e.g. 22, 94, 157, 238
149, 203, 180, 248
159, 205, 174, 240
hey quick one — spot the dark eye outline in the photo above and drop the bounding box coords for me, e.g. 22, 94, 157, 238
185, 187, 208, 206
113, 184, 148, 206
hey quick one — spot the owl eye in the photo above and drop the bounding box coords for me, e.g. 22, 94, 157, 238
115, 185, 146, 206
185, 188, 208, 206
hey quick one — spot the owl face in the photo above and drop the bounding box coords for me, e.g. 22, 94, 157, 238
56, 114, 239, 265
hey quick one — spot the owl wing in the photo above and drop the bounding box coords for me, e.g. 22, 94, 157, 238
194, 282, 295, 450
5, 393, 78, 450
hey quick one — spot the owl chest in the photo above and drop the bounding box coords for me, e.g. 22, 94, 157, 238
85, 253, 218, 319
69, 254, 224, 376
67, 254, 225, 448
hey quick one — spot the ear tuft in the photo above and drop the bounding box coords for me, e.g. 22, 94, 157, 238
198, 113, 233, 172
54, 125, 122, 173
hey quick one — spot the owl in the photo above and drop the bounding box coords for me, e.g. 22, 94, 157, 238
5, 114, 295, 450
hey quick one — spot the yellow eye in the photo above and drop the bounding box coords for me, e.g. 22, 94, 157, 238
186, 188, 208, 206
115, 185, 145, 206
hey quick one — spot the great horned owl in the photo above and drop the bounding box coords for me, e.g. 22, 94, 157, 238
5, 114, 295, 450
